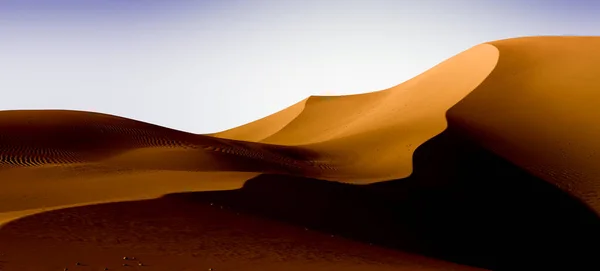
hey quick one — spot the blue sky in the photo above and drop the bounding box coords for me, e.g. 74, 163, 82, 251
1, 0, 599, 133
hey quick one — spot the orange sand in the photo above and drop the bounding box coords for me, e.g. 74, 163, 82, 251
1, 36, 600, 270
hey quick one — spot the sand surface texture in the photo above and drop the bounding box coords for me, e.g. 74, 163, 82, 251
1, 36, 600, 270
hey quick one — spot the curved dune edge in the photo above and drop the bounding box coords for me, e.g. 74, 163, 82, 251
205, 44, 500, 183
209, 97, 310, 142
225, 44, 500, 149
0, 169, 258, 227
280, 44, 500, 182
448, 36, 600, 214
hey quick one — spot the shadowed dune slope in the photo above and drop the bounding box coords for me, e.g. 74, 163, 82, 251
449, 36, 600, 213
0, 171, 485, 270
172, 124, 600, 270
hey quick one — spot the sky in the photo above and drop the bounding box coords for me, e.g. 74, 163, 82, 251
1, 0, 599, 133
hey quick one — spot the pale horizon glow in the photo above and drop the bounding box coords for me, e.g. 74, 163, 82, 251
1, 0, 599, 133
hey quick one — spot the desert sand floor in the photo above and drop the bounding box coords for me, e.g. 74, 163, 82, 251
1, 36, 600, 270
0, 191, 480, 271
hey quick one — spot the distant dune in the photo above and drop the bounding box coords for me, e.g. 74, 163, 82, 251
1, 36, 599, 270
211, 97, 309, 142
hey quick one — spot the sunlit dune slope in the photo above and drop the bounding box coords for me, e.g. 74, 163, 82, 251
448, 36, 600, 213
211, 98, 309, 141
261, 44, 499, 181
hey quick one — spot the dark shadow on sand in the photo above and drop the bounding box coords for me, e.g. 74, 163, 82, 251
165, 125, 600, 270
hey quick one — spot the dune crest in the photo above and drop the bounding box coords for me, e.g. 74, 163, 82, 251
206, 44, 499, 182
260, 44, 499, 182
210, 97, 309, 141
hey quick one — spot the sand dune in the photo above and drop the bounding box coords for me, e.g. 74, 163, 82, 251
449, 36, 600, 213
1, 36, 600, 270
212, 44, 499, 182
